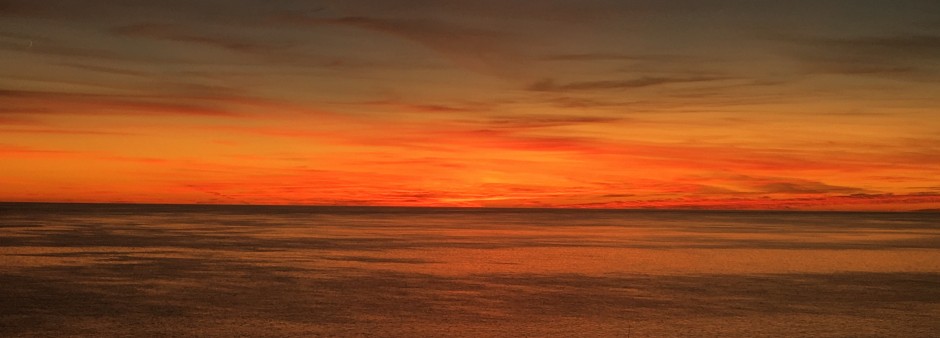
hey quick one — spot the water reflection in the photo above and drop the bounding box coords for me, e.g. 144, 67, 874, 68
1, 203, 938, 337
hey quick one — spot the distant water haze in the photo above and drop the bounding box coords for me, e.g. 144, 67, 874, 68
1, 203, 938, 337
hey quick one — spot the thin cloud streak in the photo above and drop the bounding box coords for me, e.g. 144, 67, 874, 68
527, 76, 735, 92
0, 89, 243, 117
0, 128, 134, 136
284, 14, 522, 76
111, 23, 292, 54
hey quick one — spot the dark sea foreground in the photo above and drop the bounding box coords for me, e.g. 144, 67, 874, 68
1, 203, 938, 337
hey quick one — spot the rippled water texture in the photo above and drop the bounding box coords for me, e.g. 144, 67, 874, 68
1, 203, 938, 337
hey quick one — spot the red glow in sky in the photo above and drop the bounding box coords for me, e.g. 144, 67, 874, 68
2, 1, 940, 210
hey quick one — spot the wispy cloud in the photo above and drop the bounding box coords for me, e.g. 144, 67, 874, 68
694, 174, 871, 195
358, 99, 492, 114
285, 14, 521, 76
0, 89, 243, 117
0, 128, 134, 136
484, 115, 625, 129
0, 115, 41, 125
0, 37, 127, 61
527, 76, 734, 92
107, 21, 426, 71
0, 144, 89, 158
572, 192, 940, 211
111, 23, 300, 56
541, 53, 697, 62
782, 33, 940, 80
825, 35, 940, 56
57, 63, 150, 77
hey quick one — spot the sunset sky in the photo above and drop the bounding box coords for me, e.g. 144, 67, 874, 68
2, 1, 940, 210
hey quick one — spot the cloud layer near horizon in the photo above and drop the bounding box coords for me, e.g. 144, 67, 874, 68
2, 0, 940, 210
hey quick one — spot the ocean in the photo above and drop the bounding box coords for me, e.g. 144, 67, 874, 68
1, 203, 938, 337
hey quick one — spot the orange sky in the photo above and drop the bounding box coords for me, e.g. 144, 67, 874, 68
2, 1, 940, 210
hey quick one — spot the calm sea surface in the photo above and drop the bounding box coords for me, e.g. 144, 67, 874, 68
1, 203, 938, 337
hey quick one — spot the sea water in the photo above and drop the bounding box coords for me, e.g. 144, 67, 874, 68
1, 203, 938, 337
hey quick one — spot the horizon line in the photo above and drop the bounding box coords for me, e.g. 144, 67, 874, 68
1, 201, 937, 213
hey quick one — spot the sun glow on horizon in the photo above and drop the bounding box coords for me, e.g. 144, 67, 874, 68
1, 1, 940, 211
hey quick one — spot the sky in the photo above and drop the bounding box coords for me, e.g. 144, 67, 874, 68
1, 0, 940, 210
